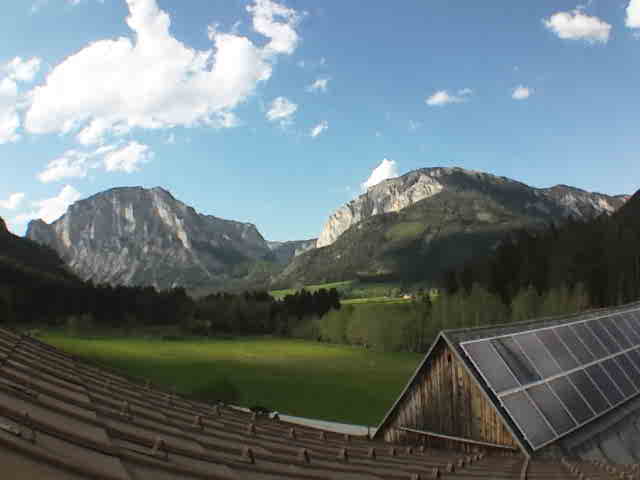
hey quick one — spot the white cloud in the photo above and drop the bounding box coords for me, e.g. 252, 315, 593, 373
361, 158, 399, 191
425, 88, 472, 106
14, 185, 82, 225
103, 141, 153, 173
247, 0, 299, 56
0, 57, 41, 144
306, 77, 330, 93
627, 0, 640, 28
0, 193, 25, 210
512, 85, 533, 100
4, 57, 41, 83
543, 9, 611, 44
266, 96, 297, 125
310, 120, 328, 137
25, 0, 300, 145
0, 78, 20, 144
37, 142, 146, 182
38, 150, 93, 183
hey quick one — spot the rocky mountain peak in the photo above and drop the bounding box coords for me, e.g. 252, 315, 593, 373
316, 167, 628, 248
26, 186, 273, 290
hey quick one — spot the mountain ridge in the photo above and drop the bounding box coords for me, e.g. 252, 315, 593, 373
277, 167, 629, 287
316, 167, 628, 248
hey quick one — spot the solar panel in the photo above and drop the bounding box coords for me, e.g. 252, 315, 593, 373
568, 369, 609, 414
536, 329, 579, 371
491, 337, 540, 385
501, 391, 555, 448
513, 332, 562, 378
526, 384, 576, 435
460, 304, 640, 451
462, 340, 519, 393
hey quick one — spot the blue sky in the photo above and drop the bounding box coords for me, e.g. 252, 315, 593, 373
1, 0, 639, 241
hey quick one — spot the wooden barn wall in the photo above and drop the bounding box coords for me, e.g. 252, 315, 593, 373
381, 340, 519, 453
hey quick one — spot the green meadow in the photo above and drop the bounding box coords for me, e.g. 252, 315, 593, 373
42, 334, 421, 426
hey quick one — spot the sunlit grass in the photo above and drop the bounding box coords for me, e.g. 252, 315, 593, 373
42, 334, 421, 426
269, 280, 354, 299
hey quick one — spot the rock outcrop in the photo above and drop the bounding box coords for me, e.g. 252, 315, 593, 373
26, 186, 273, 290
267, 239, 317, 264
317, 167, 628, 247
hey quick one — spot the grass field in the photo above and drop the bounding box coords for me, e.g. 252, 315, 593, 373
42, 334, 421, 426
269, 280, 354, 299
341, 296, 412, 305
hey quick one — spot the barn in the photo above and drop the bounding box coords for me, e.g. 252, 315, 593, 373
375, 299, 640, 464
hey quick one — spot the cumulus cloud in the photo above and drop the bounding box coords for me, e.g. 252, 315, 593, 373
361, 158, 399, 191
512, 85, 533, 100
628, 0, 640, 28
25, 0, 300, 145
14, 185, 82, 225
425, 88, 472, 106
266, 96, 297, 125
543, 9, 611, 44
103, 141, 153, 173
306, 77, 330, 93
0, 193, 26, 210
310, 120, 328, 137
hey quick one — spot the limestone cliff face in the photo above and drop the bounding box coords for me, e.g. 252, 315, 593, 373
316, 167, 628, 247
26, 187, 271, 290
267, 239, 317, 264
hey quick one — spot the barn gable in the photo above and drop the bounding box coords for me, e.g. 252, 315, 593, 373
374, 334, 522, 453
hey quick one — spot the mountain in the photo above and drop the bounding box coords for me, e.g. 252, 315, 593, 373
317, 168, 627, 248
267, 239, 317, 264
276, 167, 629, 287
26, 186, 280, 290
0, 216, 79, 284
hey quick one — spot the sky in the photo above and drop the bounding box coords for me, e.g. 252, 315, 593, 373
1, 0, 639, 241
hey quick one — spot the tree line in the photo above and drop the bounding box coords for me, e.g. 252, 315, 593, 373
187, 288, 341, 336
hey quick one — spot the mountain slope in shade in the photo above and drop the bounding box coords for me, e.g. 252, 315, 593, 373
276, 168, 629, 287
0, 216, 79, 284
26, 186, 276, 290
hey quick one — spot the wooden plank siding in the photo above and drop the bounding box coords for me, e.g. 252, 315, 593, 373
380, 339, 519, 453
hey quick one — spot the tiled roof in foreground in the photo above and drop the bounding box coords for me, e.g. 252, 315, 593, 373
0, 327, 630, 479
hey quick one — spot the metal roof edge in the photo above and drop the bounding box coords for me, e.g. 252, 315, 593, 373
442, 299, 640, 345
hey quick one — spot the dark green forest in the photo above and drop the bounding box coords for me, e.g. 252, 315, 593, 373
0, 219, 340, 333
443, 188, 640, 309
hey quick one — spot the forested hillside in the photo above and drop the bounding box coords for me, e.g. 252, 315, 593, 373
444, 188, 640, 310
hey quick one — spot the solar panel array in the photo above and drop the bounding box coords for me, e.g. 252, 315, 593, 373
461, 307, 640, 450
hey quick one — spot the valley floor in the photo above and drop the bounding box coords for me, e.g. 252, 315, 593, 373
41, 333, 422, 426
